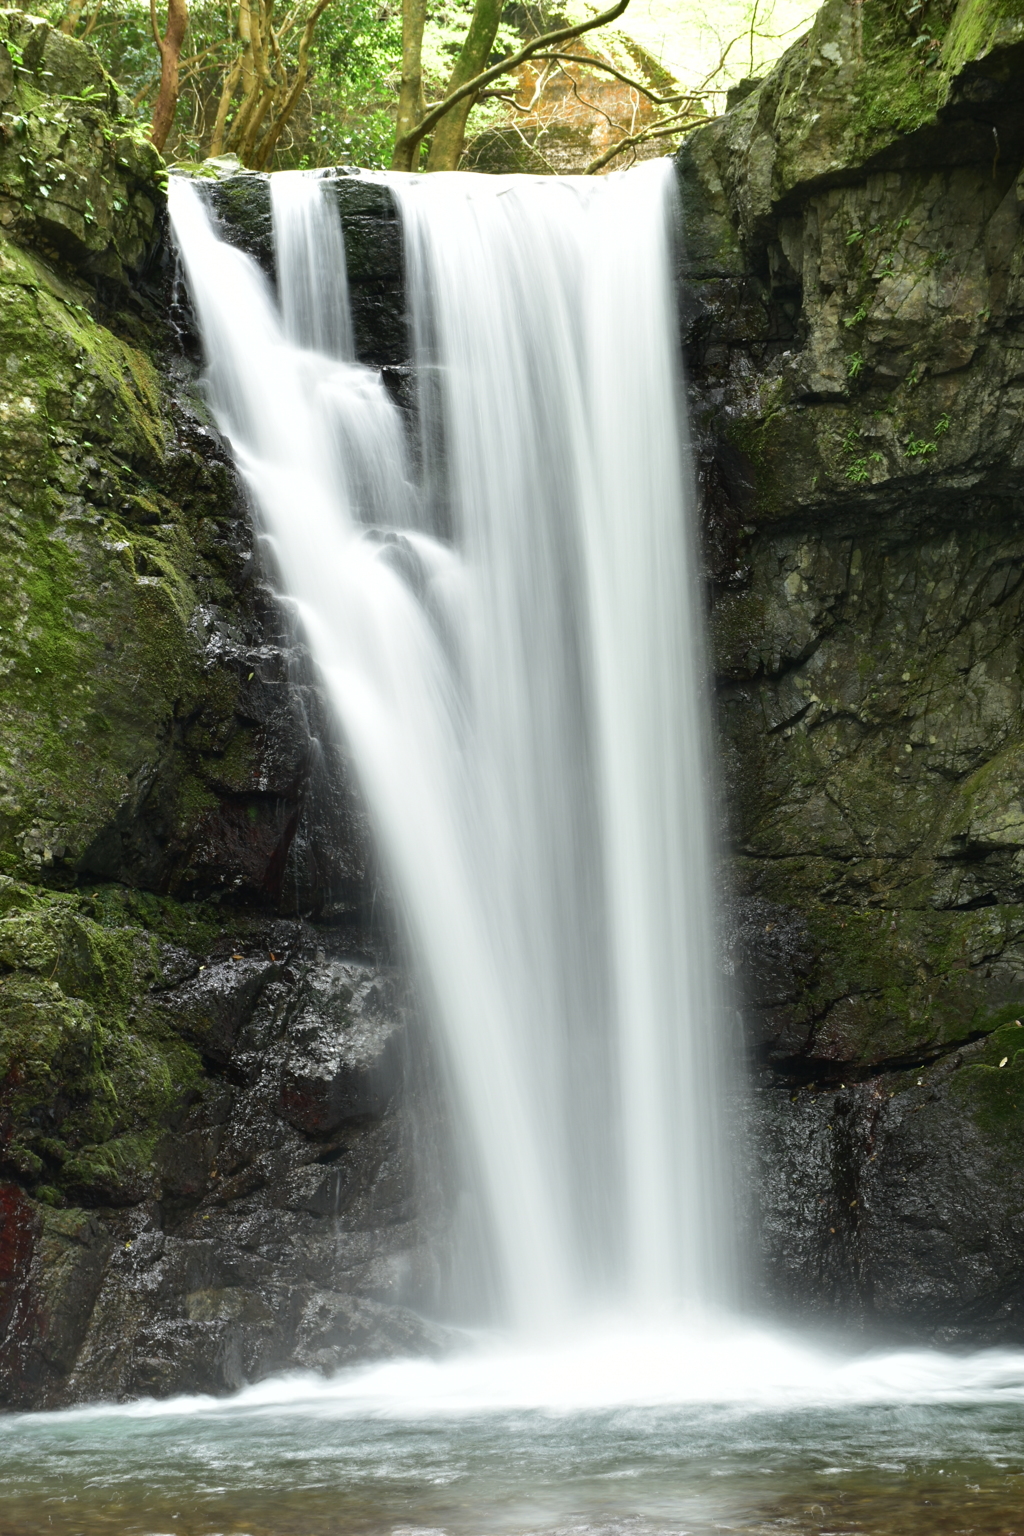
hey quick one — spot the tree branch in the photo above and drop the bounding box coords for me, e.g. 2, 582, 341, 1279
252, 0, 331, 167
392, 0, 631, 165
583, 105, 700, 174
529, 51, 685, 106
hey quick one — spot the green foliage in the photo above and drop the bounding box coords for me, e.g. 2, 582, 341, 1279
848, 0, 959, 148
906, 419, 950, 457
298, 0, 404, 169
31, 0, 406, 167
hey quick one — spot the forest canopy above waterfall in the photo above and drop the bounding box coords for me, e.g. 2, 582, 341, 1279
21, 0, 826, 171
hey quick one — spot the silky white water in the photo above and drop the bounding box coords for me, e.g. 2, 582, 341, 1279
169, 163, 733, 1332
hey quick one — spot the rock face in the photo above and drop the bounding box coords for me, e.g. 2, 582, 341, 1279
0, 14, 440, 1407
681, 0, 1024, 1338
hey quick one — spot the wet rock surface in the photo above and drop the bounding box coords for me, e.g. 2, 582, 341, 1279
689, 0, 1024, 1337
0, 28, 438, 1408
0, 895, 445, 1409
203, 166, 410, 381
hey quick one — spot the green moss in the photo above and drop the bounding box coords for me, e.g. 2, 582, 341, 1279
849, 45, 948, 147
842, 0, 1019, 155
0, 18, 253, 884
724, 380, 794, 519
0, 877, 208, 1203
943, 0, 1024, 68
949, 1022, 1024, 1137
0, 230, 215, 877
941, 742, 1024, 850
60, 1129, 162, 1204
83, 884, 225, 957
778, 901, 1024, 1065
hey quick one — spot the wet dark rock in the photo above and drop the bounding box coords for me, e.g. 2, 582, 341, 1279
277, 963, 402, 1134
205, 172, 275, 277
753, 1027, 1024, 1342
0, 903, 443, 1410
203, 167, 409, 374
162, 958, 278, 1065
686, 0, 1024, 1334
8, 0, 1024, 1410
0, 32, 431, 1408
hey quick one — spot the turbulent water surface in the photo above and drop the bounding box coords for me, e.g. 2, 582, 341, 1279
3, 1327, 1024, 1534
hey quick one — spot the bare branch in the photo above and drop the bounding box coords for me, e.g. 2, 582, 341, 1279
565, 69, 630, 133
529, 51, 685, 107
252, 0, 331, 167
583, 106, 701, 174
392, 0, 631, 166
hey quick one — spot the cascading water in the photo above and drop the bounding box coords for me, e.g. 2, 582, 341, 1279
168, 162, 735, 1332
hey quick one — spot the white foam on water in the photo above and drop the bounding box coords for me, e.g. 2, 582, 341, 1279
13, 1324, 1024, 1426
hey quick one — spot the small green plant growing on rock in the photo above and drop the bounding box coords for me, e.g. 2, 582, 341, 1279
848, 352, 865, 379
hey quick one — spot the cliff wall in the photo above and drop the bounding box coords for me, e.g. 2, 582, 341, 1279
681, 0, 1024, 1337
0, 10, 437, 1408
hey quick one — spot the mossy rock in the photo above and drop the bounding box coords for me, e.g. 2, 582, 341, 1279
0, 877, 210, 1204
0, 231, 213, 881
949, 1020, 1024, 1137
0, 9, 163, 285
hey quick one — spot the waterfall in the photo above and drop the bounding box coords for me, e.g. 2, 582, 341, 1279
169, 163, 735, 1333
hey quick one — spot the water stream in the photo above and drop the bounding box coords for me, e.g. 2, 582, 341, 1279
4, 164, 1023, 1535
169, 163, 734, 1329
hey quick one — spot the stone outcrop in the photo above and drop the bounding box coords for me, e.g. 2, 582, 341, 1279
0, 12, 438, 1407
680, 0, 1024, 1338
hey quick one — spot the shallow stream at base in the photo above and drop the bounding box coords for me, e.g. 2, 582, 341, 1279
3, 1323, 1024, 1535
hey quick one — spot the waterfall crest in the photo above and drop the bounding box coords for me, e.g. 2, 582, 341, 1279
169, 163, 735, 1332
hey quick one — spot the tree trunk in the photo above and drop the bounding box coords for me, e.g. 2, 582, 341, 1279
392, 0, 427, 171
253, 0, 331, 169
208, 55, 242, 157
60, 0, 88, 36
150, 0, 189, 153
425, 0, 502, 171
